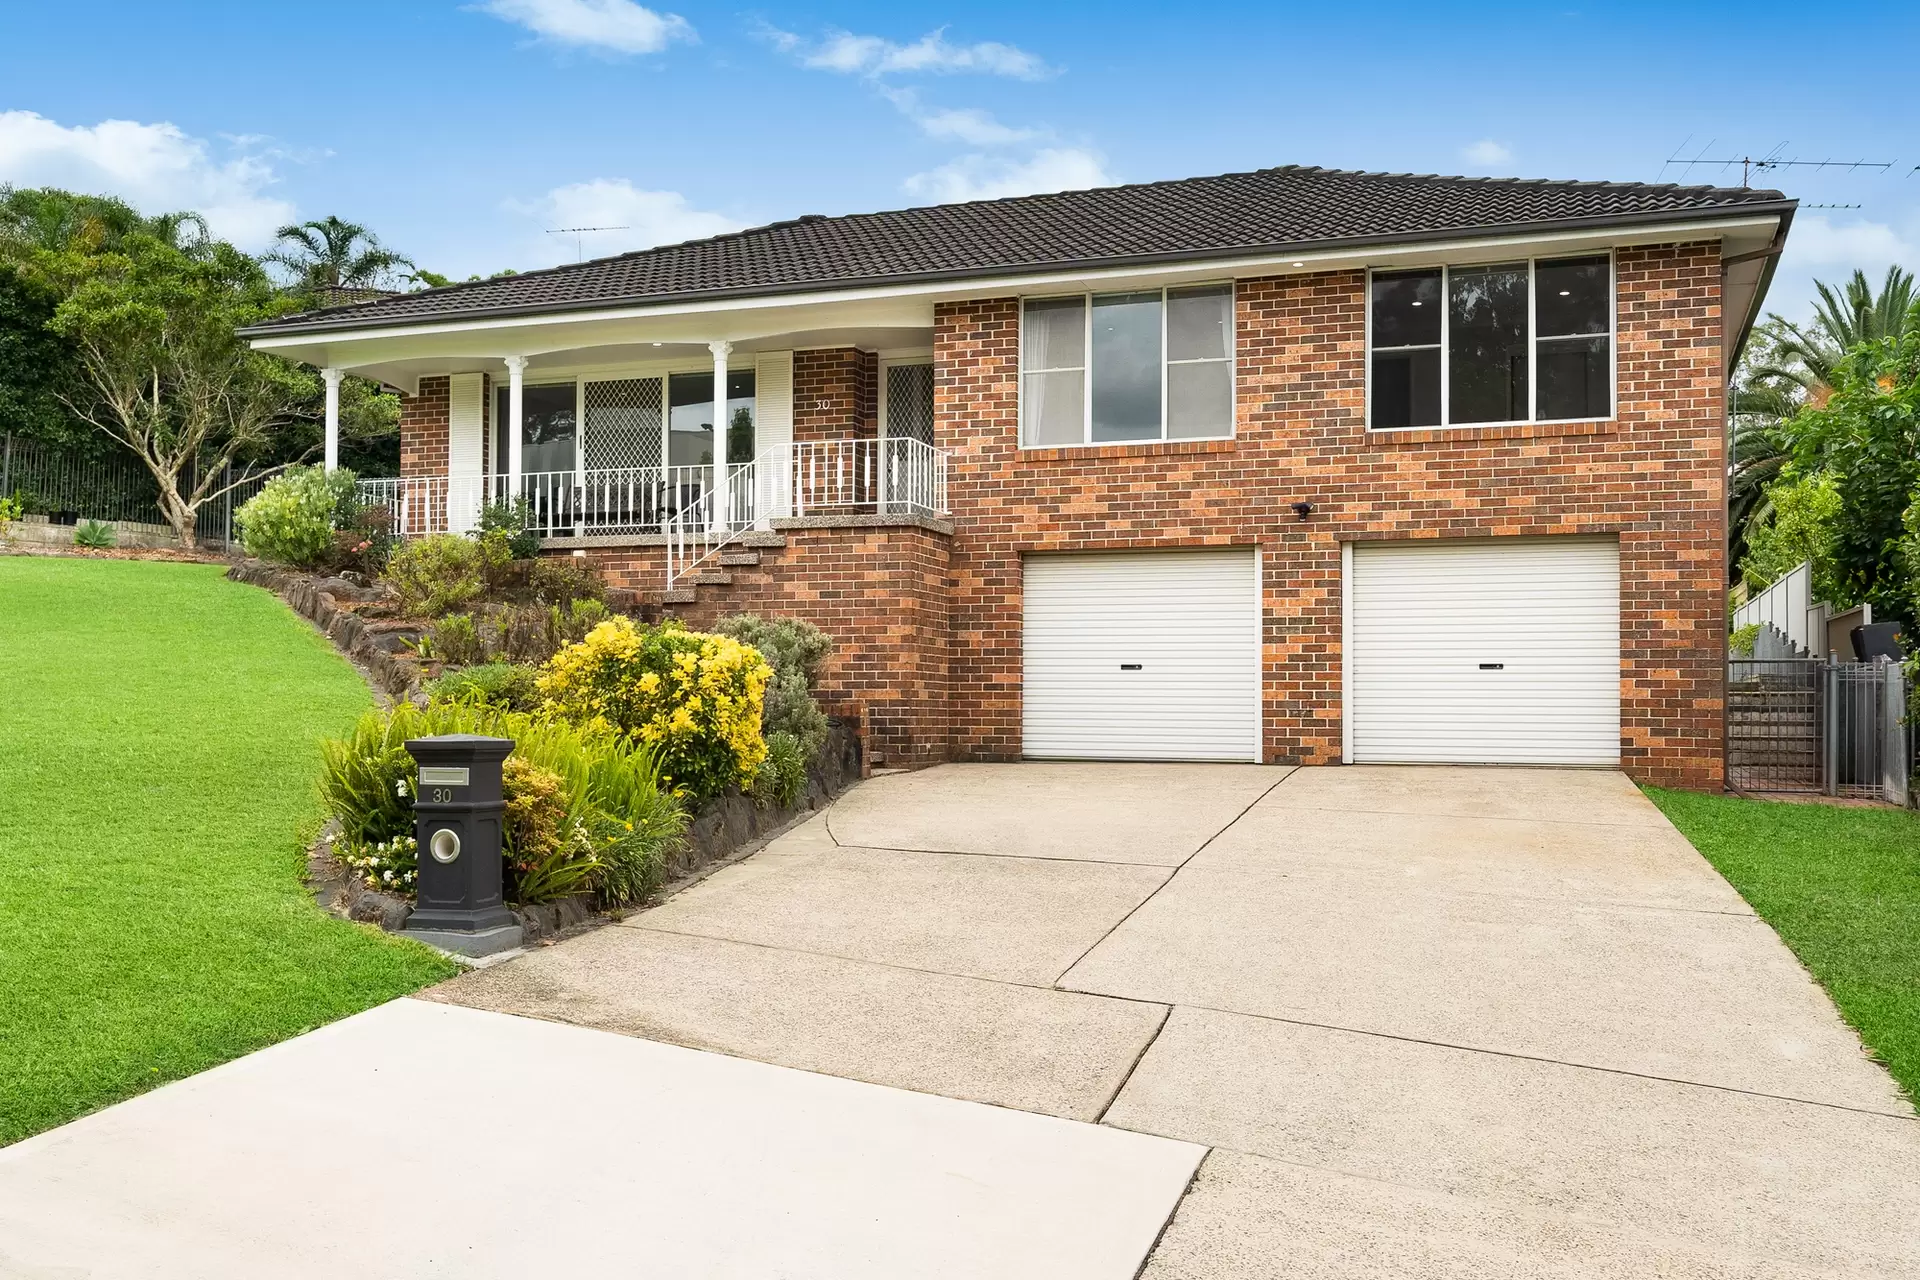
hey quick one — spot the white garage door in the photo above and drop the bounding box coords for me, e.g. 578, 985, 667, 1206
1024, 550, 1261, 762
1348, 538, 1620, 765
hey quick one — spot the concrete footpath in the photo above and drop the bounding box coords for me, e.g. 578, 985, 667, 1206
0, 999, 1203, 1279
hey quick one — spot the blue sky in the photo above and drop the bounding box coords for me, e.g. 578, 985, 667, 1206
2, 1, 1915, 323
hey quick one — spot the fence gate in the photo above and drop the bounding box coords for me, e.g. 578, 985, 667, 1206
1727, 658, 1910, 803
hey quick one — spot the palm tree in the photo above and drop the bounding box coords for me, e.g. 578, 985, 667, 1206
265, 216, 414, 294
1748, 266, 1919, 400
0, 186, 207, 258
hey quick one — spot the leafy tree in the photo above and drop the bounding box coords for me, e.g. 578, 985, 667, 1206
1742, 332, 1920, 621
265, 215, 414, 294
0, 264, 91, 449
29, 232, 314, 547
0, 185, 207, 257
1747, 266, 1919, 401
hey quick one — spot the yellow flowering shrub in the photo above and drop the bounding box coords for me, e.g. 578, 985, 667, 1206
538, 617, 771, 802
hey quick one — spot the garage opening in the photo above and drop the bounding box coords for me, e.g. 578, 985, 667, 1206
1023, 549, 1261, 762
1347, 537, 1620, 765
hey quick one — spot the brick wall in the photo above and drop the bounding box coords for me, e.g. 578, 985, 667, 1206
576, 524, 952, 769
399, 373, 492, 476
936, 242, 1727, 790
792, 348, 878, 442
399, 375, 451, 477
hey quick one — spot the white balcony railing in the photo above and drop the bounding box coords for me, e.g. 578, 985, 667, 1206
356, 438, 948, 582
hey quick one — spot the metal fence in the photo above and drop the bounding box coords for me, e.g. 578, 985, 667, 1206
1728, 657, 1911, 804
2, 433, 272, 549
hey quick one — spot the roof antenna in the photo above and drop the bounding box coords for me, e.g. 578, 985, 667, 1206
545, 225, 630, 262
1664, 142, 1894, 188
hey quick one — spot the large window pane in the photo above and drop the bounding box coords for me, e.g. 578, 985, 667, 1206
1371, 349, 1441, 428
1168, 361, 1232, 438
1091, 291, 1163, 442
1371, 270, 1441, 348
1536, 256, 1609, 336
1448, 264, 1528, 424
724, 369, 755, 465
1023, 370, 1084, 445
668, 371, 714, 467
1168, 285, 1232, 362
1022, 297, 1085, 370
521, 383, 577, 475
1537, 337, 1610, 420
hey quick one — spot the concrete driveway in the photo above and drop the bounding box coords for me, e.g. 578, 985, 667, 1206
432, 762, 1920, 1277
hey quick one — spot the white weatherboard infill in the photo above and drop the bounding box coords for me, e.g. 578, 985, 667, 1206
0, 998, 1206, 1280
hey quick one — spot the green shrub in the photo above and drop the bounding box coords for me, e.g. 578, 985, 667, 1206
0, 493, 22, 538
530, 556, 605, 607
329, 491, 397, 575
235, 465, 355, 567
539, 617, 772, 803
752, 730, 809, 808
318, 700, 686, 907
385, 532, 496, 617
478, 497, 541, 561
73, 519, 116, 549
1730, 622, 1761, 658
715, 613, 831, 756
427, 613, 484, 666
426, 661, 543, 711
496, 598, 610, 664
501, 756, 599, 903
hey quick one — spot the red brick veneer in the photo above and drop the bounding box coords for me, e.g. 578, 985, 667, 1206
935, 243, 1727, 790
792, 348, 878, 442
577, 524, 952, 769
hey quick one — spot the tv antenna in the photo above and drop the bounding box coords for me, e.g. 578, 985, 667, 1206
545, 225, 630, 262
1661, 139, 1894, 188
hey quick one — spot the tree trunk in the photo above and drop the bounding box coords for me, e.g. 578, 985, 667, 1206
156, 482, 199, 551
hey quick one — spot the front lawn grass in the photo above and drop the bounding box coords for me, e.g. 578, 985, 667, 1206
0, 557, 455, 1144
1646, 786, 1920, 1105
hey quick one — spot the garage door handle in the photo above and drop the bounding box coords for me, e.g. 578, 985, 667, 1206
1120, 663, 1143, 671
1479, 663, 1504, 670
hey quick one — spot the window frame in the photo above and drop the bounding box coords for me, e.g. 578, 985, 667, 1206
1364, 252, 1616, 432
1017, 283, 1238, 448
491, 363, 758, 479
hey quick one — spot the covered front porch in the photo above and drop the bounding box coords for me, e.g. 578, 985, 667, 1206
278, 301, 950, 587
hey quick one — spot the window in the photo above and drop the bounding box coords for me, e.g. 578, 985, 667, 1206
1368, 255, 1612, 429
667, 370, 757, 467
1021, 285, 1234, 446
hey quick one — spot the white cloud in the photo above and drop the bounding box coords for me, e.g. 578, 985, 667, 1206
508, 178, 742, 267
1783, 215, 1917, 267
1765, 213, 1920, 324
0, 110, 293, 248
904, 147, 1112, 204
478, 0, 693, 55
878, 88, 1037, 146
1462, 139, 1513, 167
766, 26, 1051, 79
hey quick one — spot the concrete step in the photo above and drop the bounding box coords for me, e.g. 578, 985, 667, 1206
661, 587, 698, 604
685, 570, 733, 586
717, 551, 763, 567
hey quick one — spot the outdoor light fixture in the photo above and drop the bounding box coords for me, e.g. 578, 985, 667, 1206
1291, 501, 1315, 520
401, 734, 521, 958
1292, 260, 1305, 267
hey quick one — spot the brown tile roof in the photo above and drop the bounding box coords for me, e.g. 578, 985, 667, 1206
243, 164, 1792, 335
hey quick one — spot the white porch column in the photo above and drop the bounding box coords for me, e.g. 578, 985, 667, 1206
503, 356, 527, 502
320, 368, 342, 472
708, 340, 731, 532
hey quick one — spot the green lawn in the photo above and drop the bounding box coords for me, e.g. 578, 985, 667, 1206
0, 557, 454, 1144
1646, 786, 1920, 1105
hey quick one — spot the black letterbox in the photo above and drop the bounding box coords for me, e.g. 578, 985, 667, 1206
400, 735, 522, 957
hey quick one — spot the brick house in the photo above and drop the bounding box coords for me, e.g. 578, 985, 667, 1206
242, 165, 1796, 790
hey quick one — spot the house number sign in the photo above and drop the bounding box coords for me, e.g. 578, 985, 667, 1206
418, 765, 469, 804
